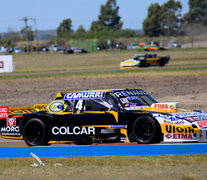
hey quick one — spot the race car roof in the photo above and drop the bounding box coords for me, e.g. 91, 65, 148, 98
56, 89, 117, 98
56, 89, 146, 98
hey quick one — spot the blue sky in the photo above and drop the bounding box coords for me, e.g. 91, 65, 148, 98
0, 0, 189, 32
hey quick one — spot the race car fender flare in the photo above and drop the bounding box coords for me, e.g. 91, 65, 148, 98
19, 113, 50, 134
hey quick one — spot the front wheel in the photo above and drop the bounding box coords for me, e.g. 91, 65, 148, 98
140, 60, 146, 67
132, 116, 161, 144
23, 118, 49, 146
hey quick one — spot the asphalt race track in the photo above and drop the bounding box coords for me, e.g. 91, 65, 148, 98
1, 137, 207, 158
0, 143, 207, 158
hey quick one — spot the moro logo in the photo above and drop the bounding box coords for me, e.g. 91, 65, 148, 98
7, 118, 16, 127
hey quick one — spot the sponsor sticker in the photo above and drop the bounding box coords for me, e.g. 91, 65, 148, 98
114, 89, 147, 98
165, 133, 193, 140
52, 126, 95, 135
12, 115, 23, 118
1, 126, 20, 136
152, 103, 176, 110
0, 61, 4, 68
185, 117, 195, 122
0, 106, 9, 119
46, 100, 67, 114
151, 113, 184, 124
174, 112, 205, 118
120, 98, 128, 104
34, 104, 47, 111
64, 92, 106, 99
7, 118, 16, 127
161, 124, 199, 134
197, 120, 207, 128
109, 125, 126, 129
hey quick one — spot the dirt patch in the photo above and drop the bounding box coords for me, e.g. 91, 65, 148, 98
0, 75, 206, 110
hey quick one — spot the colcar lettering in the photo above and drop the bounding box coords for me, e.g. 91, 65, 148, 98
52, 126, 95, 135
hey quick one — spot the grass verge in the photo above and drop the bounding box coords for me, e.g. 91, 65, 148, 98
1, 67, 207, 81
0, 155, 206, 180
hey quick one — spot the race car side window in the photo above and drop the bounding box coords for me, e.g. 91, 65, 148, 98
102, 94, 119, 111
85, 99, 107, 111
65, 99, 75, 112
84, 95, 119, 111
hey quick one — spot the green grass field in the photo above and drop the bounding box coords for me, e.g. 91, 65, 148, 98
13, 49, 207, 72
0, 155, 207, 180
1, 48, 207, 80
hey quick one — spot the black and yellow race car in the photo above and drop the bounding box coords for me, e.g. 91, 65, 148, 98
120, 53, 170, 68
1, 89, 207, 146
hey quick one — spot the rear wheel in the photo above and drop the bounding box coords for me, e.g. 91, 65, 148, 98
159, 59, 165, 66
23, 118, 49, 146
132, 116, 161, 144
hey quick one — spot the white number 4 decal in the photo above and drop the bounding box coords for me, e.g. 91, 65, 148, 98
73, 100, 85, 114
76, 100, 84, 110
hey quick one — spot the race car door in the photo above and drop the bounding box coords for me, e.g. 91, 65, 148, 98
48, 98, 118, 126
75, 98, 119, 125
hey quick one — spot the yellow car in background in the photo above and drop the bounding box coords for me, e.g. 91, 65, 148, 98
120, 53, 170, 68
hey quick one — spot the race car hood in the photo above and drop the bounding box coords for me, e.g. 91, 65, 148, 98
133, 102, 207, 128
126, 102, 178, 113
128, 102, 207, 123
120, 59, 140, 67
171, 111, 207, 124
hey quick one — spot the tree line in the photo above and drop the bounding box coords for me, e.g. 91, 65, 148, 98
57, 0, 207, 39
143, 0, 207, 37
1, 0, 207, 46
56, 0, 136, 40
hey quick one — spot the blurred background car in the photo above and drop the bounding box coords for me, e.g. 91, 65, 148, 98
168, 41, 181, 48
0, 46, 8, 54
14, 48, 24, 54
72, 47, 88, 53
127, 43, 139, 50
49, 44, 62, 52
37, 46, 49, 52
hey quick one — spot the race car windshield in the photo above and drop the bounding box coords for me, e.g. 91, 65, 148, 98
119, 95, 158, 109
133, 54, 145, 60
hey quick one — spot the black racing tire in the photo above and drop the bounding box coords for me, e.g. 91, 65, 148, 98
159, 59, 165, 67
23, 118, 49, 146
132, 116, 161, 144
140, 60, 146, 67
